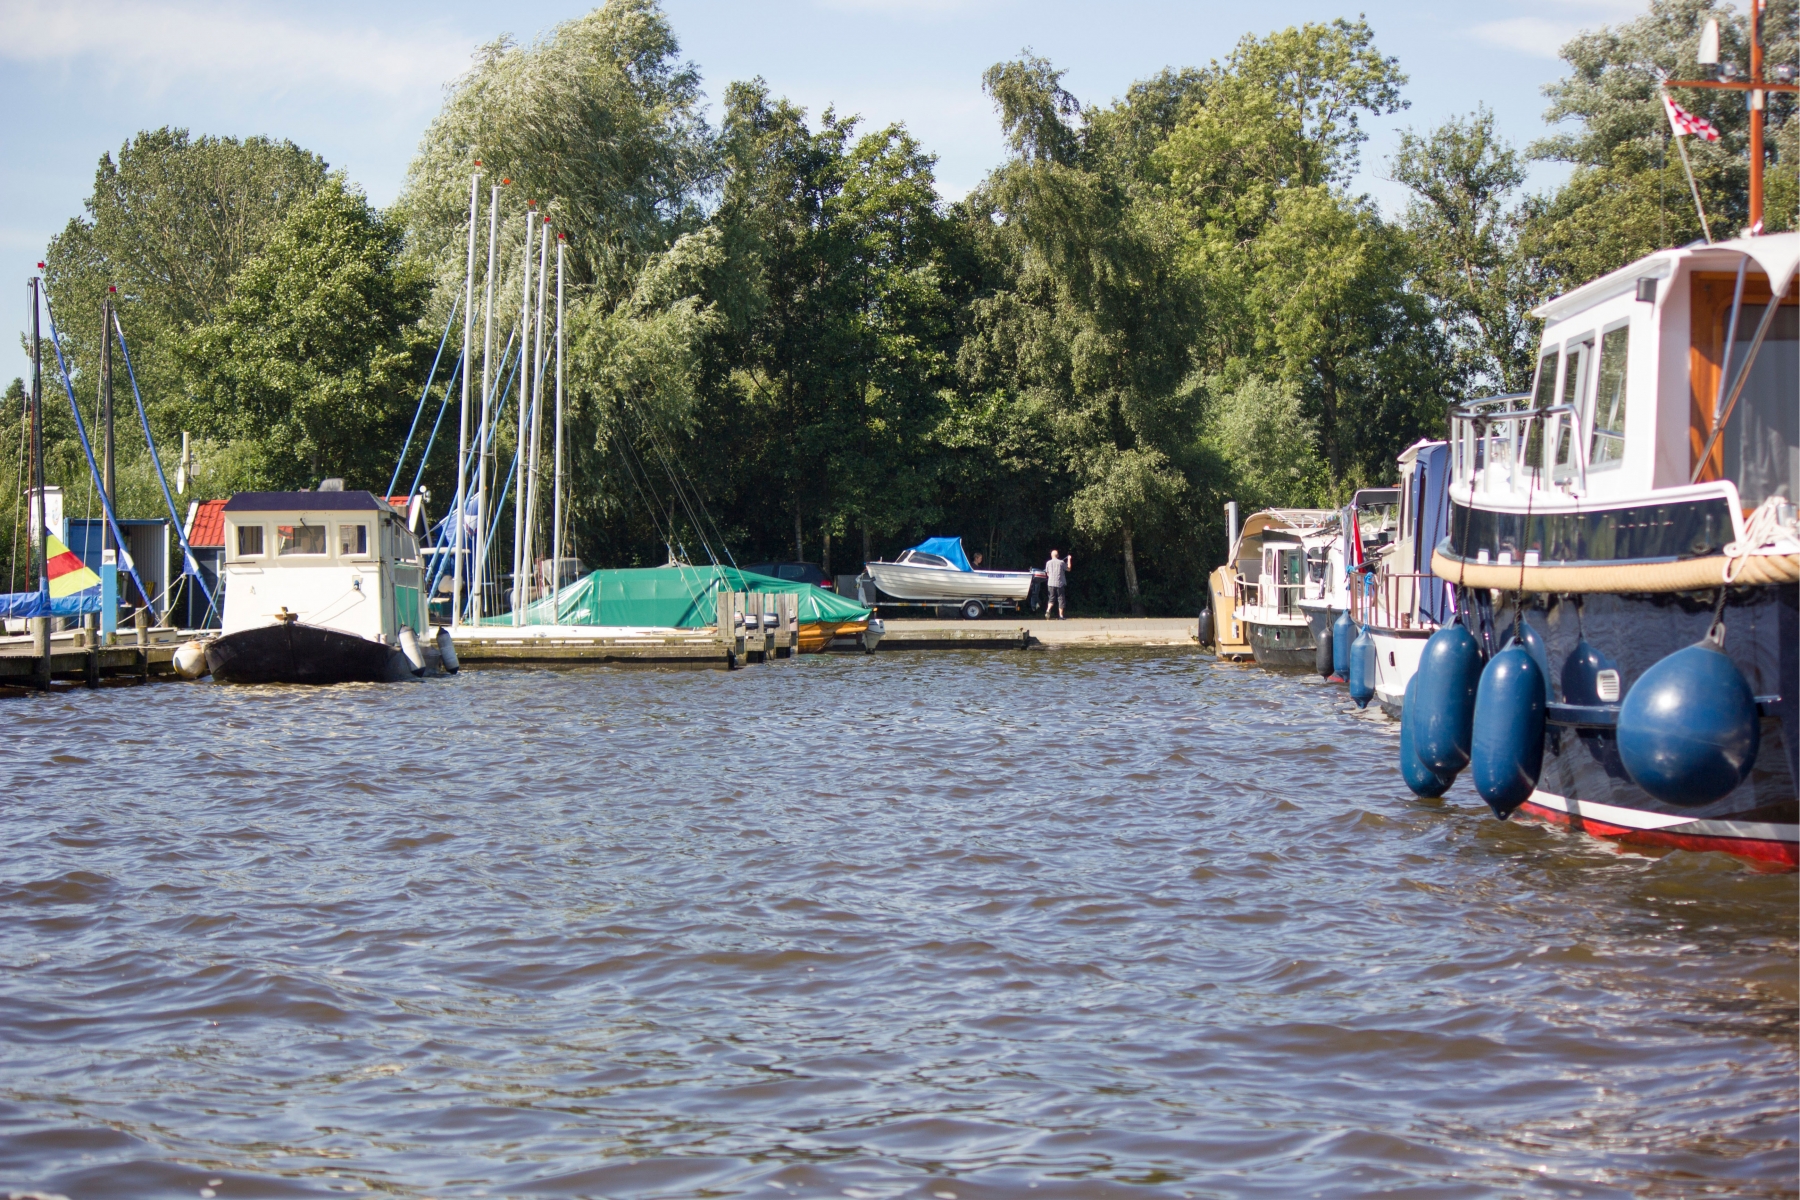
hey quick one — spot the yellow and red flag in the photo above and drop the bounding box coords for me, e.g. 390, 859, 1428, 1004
44, 533, 100, 598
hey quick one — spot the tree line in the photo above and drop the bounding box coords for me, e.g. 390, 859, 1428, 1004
5, 0, 1794, 613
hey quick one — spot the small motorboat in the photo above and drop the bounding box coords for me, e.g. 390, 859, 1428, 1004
205, 488, 438, 684
863, 538, 1040, 617
1225, 509, 1340, 670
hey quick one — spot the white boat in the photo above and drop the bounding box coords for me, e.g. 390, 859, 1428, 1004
1353, 441, 1452, 715
863, 538, 1040, 615
1227, 509, 1339, 669
1298, 487, 1398, 671
206, 489, 436, 684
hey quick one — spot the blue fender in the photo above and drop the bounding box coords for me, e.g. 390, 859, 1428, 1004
1618, 639, 1759, 807
1400, 674, 1456, 797
1470, 643, 1547, 819
1316, 617, 1335, 679
1560, 636, 1618, 706
1348, 625, 1377, 709
1331, 609, 1354, 680
1413, 623, 1483, 774
1504, 618, 1552, 702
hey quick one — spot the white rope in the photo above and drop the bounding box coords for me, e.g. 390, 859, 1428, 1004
1723, 494, 1800, 582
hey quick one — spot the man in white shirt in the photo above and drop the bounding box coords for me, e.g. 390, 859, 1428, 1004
1043, 549, 1071, 619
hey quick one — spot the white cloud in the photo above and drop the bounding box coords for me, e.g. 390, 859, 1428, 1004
0, 0, 474, 100
1472, 1, 1663, 59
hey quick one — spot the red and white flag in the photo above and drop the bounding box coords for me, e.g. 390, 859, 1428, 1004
1663, 93, 1721, 141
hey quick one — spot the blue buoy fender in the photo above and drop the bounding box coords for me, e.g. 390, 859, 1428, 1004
1400, 675, 1456, 798
1560, 636, 1618, 706
1413, 623, 1483, 774
1332, 610, 1354, 680
1348, 625, 1376, 709
1470, 643, 1547, 819
1617, 631, 1760, 808
1316, 618, 1334, 679
1504, 618, 1552, 702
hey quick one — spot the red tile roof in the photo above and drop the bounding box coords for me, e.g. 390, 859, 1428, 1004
186, 499, 227, 548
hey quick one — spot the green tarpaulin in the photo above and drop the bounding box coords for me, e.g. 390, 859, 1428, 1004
480, 565, 870, 628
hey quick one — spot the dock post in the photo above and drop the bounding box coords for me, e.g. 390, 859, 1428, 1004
30, 617, 49, 691
84, 614, 99, 688
134, 606, 149, 682
786, 593, 798, 656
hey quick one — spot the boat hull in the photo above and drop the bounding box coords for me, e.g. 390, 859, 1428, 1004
865, 561, 1035, 602
1244, 617, 1315, 670
206, 621, 404, 685
1368, 626, 1432, 718
1488, 586, 1797, 869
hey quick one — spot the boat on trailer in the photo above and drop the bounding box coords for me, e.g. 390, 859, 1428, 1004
1424, 232, 1797, 868
206, 490, 439, 684
862, 537, 1041, 618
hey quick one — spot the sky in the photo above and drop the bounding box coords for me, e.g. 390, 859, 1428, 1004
0, 0, 1671, 368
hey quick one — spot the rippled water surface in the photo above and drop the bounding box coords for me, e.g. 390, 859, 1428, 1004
1, 649, 1794, 1199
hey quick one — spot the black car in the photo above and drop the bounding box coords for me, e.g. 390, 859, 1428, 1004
742, 561, 833, 590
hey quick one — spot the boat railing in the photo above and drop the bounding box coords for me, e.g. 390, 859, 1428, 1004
1349, 570, 1440, 631
1449, 395, 1591, 497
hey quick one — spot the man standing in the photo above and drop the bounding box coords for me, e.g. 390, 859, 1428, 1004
1043, 549, 1071, 619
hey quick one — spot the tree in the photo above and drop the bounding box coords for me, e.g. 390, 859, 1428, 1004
1391, 109, 1540, 394
43, 128, 330, 417
176, 180, 431, 491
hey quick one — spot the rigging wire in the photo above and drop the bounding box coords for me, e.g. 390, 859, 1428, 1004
387, 293, 462, 499
8, 389, 26, 595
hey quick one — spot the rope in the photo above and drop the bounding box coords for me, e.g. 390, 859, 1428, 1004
112, 312, 216, 613
1723, 494, 1800, 582
387, 293, 460, 498
40, 287, 150, 607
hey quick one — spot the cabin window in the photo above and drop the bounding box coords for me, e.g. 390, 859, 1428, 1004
1553, 336, 1593, 474
1589, 323, 1630, 469
277, 523, 327, 555
338, 523, 368, 556
235, 525, 264, 557
1523, 350, 1560, 468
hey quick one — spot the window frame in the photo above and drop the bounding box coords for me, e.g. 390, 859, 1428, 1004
277, 521, 328, 556
1587, 317, 1632, 472
234, 523, 265, 559
338, 522, 370, 557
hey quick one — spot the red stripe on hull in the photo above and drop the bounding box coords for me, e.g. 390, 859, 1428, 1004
1517, 800, 1798, 872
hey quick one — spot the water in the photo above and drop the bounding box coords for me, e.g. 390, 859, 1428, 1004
1, 649, 1793, 1199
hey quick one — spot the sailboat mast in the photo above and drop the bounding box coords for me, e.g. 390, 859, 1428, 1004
511, 204, 535, 624
552, 232, 565, 602
27, 277, 43, 593
523, 219, 549, 609
100, 291, 114, 565
452, 165, 480, 629
473, 181, 501, 623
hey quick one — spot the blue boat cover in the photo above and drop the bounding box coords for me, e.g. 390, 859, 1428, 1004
909, 537, 972, 571
0, 588, 100, 618
1414, 442, 1452, 624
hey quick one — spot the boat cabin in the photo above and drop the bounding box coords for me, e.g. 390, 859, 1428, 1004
1230, 509, 1339, 622
219, 491, 426, 643
1449, 233, 1797, 566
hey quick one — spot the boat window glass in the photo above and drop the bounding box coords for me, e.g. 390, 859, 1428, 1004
1723, 296, 1799, 507
1589, 322, 1630, 469
1521, 349, 1560, 470
235, 524, 264, 557
277, 523, 326, 555
1531, 350, 1558, 409
338, 524, 368, 556
1551, 336, 1594, 473
906, 552, 951, 569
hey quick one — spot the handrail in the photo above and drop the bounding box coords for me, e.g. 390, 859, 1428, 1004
1450, 400, 1590, 495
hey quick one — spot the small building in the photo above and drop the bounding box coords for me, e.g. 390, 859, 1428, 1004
64, 516, 170, 623
178, 498, 227, 629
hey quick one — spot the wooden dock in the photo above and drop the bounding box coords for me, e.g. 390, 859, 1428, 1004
0, 627, 185, 690
450, 591, 798, 670
859, 616, 1202, 652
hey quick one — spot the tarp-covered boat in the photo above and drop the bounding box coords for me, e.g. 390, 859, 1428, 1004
483, 565, 875, 653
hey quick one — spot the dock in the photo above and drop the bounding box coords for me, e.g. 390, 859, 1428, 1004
858, 616, 1202, 652
0, 627, 186, 690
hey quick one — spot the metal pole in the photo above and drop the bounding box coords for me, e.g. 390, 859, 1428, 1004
99, 291, 114, 643
1225, 501, 1239, 554
552, 233, 565, 610
512, 205, 535, 624
473, 181, 501, 623
523, 219, 549, 609
1749, 0, 1764, 231
452, 166, 481, 630
28, 277, 47, 688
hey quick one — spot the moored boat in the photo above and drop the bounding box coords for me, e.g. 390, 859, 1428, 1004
1408, 232, 1797, 868
1227, 509, 1339, 670
207, 489, 435, 684
1351, 441, 1451, 716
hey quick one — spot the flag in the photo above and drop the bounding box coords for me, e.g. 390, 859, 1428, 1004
1663, 93, 1721, 142
44, 533, 100, 598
